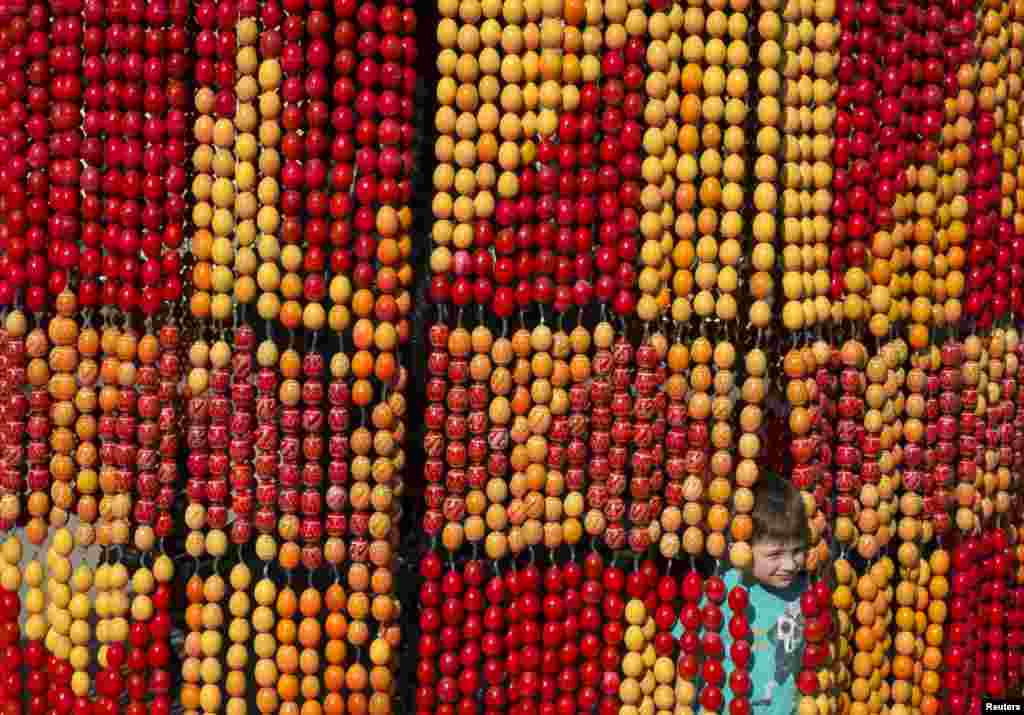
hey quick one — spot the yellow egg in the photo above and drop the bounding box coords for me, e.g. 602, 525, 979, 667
69, 593, 91, 619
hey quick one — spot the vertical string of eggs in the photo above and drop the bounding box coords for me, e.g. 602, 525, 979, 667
46, 0, 80, 306
154, 323, 181, 545
0, 536, 23, 708
274, 573, 299, 712
95, 558, 130, 713
0, 311, 28, 528
24, 316, 51, 545
832, 339, 865, 551
562, 324, 591, 553
422, 324, 446, 542
229, 325, 256, 548
184, 335, 211, 559
680, 335, 710, 559
753, 0, 781, 333
956, 333, 982, 534
480, 329, 513, 560
964, 0, 1008, 328
231, 6, 262, 323
254, 0, 284, 326
273, 0, 306, 333
659, 337, 688, 559
933, 0, 973, 331
503, 327, 533, 556
112, 324, 138, 550
432, 324, 466, 554
22, 543, 48, 710
1001, 330, 1022, 520
581, 320, 613, 549
199, 4, 239, 323
813, 0, 837, 325
276, 344, 302, 570
298, 349, 325, 570
633, 1, 680, 324
224, 562, 251, 715
430, 0, 476, 307
0, 8, 27, 311
251, 571, 278, 715
190, 0, 221, 322
294, 0, 329, 337
203, 336, 232, 560
731, 346, 765, 568
892, 347, 928, 715
464, 324, 492, 553
325, 345, 351, 570
132, 323, 163, 553
47, 293, 79, 535
96, 321, 121, 551
19, 0, 49, 315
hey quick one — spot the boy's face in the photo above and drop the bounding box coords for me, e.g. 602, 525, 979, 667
751, 538, 805, 589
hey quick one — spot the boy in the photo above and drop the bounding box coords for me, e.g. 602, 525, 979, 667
674, 474, 810, 715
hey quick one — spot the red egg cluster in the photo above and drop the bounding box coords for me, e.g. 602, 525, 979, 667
796, 579, 833, 699
298, 349, 325, 568
945, 529, 1022, 706
0, 587, 21, 713
228, 325, 256, 546
1, 3, 52, 312
0, 318, 25, 530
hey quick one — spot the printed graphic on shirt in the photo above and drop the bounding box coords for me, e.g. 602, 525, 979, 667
751, 600, 805, 706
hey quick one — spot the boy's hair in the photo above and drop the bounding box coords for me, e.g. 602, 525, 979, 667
750, 473, 810, 546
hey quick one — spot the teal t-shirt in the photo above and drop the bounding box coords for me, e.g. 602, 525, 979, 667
672, 569, 806, 715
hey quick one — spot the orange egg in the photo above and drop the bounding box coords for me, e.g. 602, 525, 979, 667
323, 693, 344, 715
374, 352, 397, 384
299, 588, 321, 617
276, 618, 297, 645
324, 664, 345, 691
187, 576, 205, 603
352, 379, 374, 407
345, 663, 369, 691
298, 618, 321, 648
276, 674, 299, 701
325, 612, 348, 640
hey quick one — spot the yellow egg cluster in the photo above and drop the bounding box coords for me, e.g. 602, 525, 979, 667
231, 15, 261, 313
44, 529, 74, 664
226, 564, 252, 715
778, 0, 836, 331
22, 548, 46, 643
751, 0, 781, 330
255, 27, 285, 325
95, 560, 130, 671
432, 0, 506, 269
635, 4, 683, 323
619, 598, 658, 715
68, 543, 95, 697
252, 576, 279, 715
192, 36, 239, 322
